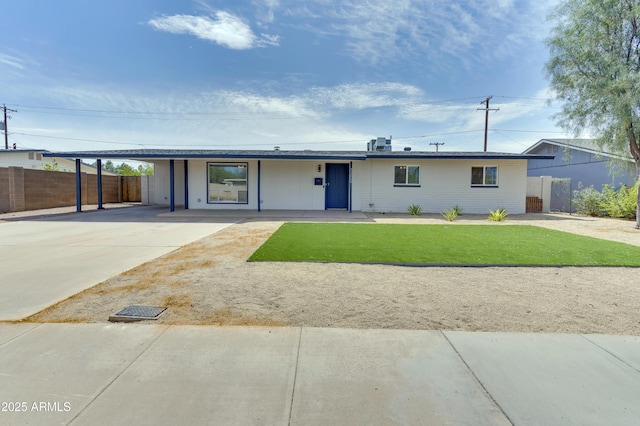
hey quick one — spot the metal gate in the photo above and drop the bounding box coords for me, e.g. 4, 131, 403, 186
550, 178, 572, 212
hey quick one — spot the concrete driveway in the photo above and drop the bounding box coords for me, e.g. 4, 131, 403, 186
0, 206, 238, 320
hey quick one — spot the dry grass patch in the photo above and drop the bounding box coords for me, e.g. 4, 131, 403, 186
202, 307, 286, 327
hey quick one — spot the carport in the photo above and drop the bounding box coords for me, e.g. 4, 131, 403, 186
43, 153, 188, 213
44, 149, 366, 213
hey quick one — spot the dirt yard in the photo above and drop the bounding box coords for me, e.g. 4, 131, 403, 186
25, 213, 640, 335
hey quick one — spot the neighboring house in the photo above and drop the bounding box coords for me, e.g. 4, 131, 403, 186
45, 145, 553, 214
0, 149, 116, 175
524, 139, 636, 190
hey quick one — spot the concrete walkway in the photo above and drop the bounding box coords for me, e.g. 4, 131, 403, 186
1, 323, 639, 425
2, 206, 640, 425
0, 206, 238, 320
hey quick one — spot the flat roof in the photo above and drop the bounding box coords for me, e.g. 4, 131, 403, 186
43, 149, 554, 161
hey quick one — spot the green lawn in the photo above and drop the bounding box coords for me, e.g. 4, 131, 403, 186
248, 223, 640, 266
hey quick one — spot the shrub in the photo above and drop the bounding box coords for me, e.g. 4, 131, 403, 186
407, 204, 422, 215
600, 182, 637, 219
441, 208, 459, 221
452, 204, 464, 216
572, 186, 603, 216
488, 208, 508, 221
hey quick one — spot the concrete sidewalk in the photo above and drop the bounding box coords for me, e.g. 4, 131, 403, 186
1, 323, 639, 426
0, 206, 238, 320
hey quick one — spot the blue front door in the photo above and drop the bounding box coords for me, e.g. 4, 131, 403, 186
325, 163, 349, 209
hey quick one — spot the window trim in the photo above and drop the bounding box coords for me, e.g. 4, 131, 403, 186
471, 165, 498, 187
393, 165, 421, 187
207, 162, 249, 204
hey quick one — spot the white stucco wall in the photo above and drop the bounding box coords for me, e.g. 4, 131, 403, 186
359, 158, 528, 214
155, 159, 356, 210
0, 152, 106, 174
154, 160, 186, 206
260, 160, 326, 210
152, 157, 528, 214
526, 176, 553, 213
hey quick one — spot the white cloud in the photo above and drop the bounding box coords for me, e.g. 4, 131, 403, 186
9, 76, 564, 153
306, 82, 423, 111
147, 11, 279, 49
0, 53, 24, 70
254, 0, 280, 24
283, 0, 556, 67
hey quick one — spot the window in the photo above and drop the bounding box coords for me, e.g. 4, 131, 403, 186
471, 166, 498, 186
208, 163, 248, 203
394, 165, 420, 186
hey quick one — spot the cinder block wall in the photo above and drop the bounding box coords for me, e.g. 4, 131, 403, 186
0, 167, 138, 212
24, 169, 80, 210
0, 168, 9, 213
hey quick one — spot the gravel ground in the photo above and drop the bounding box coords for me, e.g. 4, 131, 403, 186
23, 211, 640, 335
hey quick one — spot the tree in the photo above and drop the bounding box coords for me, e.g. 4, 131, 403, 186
42, 160, 60, 171
91, 160, 154, 176
545, 0, 640, 227
137, 163, 154, 176
116, 163, 138, 176
102, 160, 118, 174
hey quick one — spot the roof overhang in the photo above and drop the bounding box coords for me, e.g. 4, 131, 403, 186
523, 139, 634, 162
43, 149, 554, 162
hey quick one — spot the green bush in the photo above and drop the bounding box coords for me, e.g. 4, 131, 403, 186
572, 183, 637, 218
488, 208, 508, 221
441, 207, 459, 221
600, 182, 637, 219
572, 186, 603, 216
407, 204, 422, 215
452, 204, 464, 216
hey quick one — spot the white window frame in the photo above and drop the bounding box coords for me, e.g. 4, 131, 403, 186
394, 165, 420, 187
471, 166, 498, 187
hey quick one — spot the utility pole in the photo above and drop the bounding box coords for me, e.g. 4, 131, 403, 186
429, 142, 445, 152
477, 96, 499, 152
2, 104, 17, 150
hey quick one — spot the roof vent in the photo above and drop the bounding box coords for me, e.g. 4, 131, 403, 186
274, 146, 280, 151
404, 147, 411, 151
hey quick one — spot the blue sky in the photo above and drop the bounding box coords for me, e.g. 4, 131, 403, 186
1, 0, 569, 154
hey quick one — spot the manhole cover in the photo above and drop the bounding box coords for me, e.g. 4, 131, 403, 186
109, 305, 166, 322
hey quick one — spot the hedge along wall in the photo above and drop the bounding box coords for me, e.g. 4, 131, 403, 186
0, 167, 141, 213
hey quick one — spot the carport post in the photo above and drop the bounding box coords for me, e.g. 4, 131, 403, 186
184, 160, 189, 210
349, 161, 353, 213
169, 159, 175, 212
75, 158, 82, 212
257, 160, 261, 212
96, 159, 104, 209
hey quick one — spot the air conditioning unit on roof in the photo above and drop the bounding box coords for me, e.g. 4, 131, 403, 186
368, 136, 392, 151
